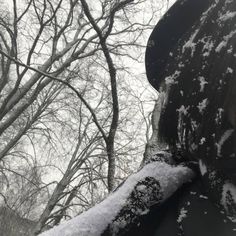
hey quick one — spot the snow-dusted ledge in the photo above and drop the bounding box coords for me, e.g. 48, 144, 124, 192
40, 161, 194, 236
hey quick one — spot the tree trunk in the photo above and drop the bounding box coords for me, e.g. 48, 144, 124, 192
107, 143, 116, 192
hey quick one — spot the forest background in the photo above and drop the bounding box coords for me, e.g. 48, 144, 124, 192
0, 0, 174, 234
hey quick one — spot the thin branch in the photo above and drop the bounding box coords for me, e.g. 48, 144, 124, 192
0, 49, 107, 142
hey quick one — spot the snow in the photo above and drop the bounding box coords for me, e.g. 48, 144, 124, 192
177, 105, 189, 116
226, 67, 234, 74
199, 137, 206, 145
177, 207, 188, 223
202, 39, 214, 57
215, 41, 227, 53
136, 184, 147, 192
165, 70, 180, 85
40, 162, 194, 236
227, 47, 233, 53
215, 108, 224, 124
182, 30, 199, 56
215, 30, 236, 52
197, 98, 208, 114
199, 195, 208, 200
178, 62, 185, 68
215, 129, 234, 157
198, 76, 208, 92
219, 11, 236, 22
200, 1, 219, 23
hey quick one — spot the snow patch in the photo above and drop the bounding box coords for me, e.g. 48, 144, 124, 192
199, 195, 208, 200
226, 67, 234, 74
182, 30, 199, 56
177, 105, 189, 116
198, 76, 208, 92
200, 1, 219, 23
215, 31, 236, 52
197, 99, 208, 114
199, 137, 206, 145
215, 108, 224, 124
136, 184, 146, 192
219, 11, 236, 22
177, 207, 188, 223
165, 71, 180, 86
202, 39, 214, 57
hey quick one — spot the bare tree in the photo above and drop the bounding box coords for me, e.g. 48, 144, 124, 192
0, 0, 170, 234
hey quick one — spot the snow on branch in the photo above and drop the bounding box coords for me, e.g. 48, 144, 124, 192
40, 152, 195, 236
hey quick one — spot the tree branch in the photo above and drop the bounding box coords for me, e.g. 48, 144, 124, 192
0, 49, 108, 142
